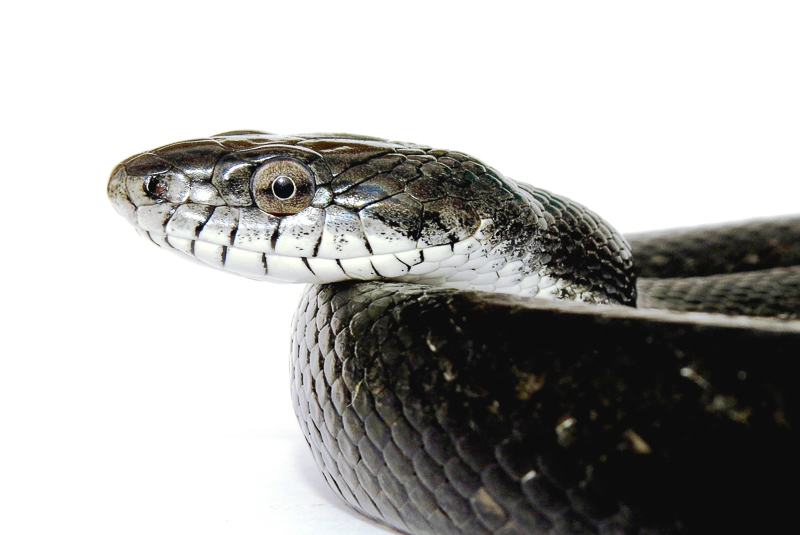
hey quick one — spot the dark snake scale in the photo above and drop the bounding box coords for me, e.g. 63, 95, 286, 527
109, 132, 800, 534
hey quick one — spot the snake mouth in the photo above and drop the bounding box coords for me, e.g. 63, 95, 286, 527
133, 222, 490, 285
150, 226, 376, 284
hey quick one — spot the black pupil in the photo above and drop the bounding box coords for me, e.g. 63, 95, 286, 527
272, 176, 295, 199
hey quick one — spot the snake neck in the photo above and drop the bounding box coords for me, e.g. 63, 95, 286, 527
443, 179, 636, 305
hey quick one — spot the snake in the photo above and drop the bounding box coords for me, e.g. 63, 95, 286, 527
107, 132, 800, 535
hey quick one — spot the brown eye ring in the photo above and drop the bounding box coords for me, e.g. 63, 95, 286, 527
251, 157, 315, 215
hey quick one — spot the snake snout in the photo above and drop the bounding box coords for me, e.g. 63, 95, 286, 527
107, 161, 137, 225
108, 151, 199, 237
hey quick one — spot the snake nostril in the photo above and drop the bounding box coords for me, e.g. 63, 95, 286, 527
144, 174, 169, 198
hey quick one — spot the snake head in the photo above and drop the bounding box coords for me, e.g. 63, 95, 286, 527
108, 132, 635, 303
107, 132, 493, 283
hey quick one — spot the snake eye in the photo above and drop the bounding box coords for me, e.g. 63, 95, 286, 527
144, 175, 168, 198
251, 158, 315, 215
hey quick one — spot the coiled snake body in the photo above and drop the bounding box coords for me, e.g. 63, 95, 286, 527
108, 132, 800, 534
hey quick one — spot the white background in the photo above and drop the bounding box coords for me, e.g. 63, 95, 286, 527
2, 2, 798, 534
